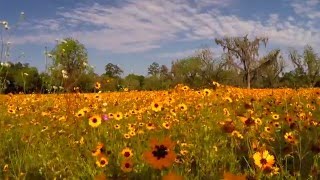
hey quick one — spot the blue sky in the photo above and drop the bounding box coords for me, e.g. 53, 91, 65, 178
0, 0, 319, 75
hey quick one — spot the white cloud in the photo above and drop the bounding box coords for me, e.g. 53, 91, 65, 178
158, 47, 223, 60
291, 0, 320, 19
11, 0, 320, 53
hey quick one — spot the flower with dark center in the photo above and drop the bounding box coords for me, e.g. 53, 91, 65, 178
89, 115, 102, 128
96, 155, 108, 167
152, 145, 168, 160
121, 159, 133, 172
253, 150, 275, 170
121, 147, 133, 158
143, 137, 176, 169
151, 102, 162, 112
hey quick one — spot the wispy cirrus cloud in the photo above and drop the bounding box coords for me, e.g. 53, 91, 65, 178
11, 0, 320, 54
290, 0, 320, 19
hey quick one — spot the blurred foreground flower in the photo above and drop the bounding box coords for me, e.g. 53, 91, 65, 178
162, 172, 183, 180
143, 137, 176, 169
223, 172, 246, 180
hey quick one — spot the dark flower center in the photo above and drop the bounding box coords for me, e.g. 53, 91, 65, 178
260, 158, 267, 165
152, 145, 168, 160
100, 160, 106, 165
245, 118, 255, 126
125, 163, 131, 168
124, 152, 131, 157
154, 104, 159, 108
92, 118, 97, 123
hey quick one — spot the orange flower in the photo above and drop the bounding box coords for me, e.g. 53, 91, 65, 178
162, 172, 183, 180
143, 137, 176, 169
94, 173, 107, 180
92, 142, 105, 156
121, 159, 133, 173
223, 172, 246, 180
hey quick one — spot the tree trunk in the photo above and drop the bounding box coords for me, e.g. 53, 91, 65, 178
247, 71, 251, 89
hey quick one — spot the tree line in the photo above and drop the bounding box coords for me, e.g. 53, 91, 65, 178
1, 36, 320, 94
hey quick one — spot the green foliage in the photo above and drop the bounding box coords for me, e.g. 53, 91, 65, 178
104, 63, 123, 78
147, 62, 160, 76
288, 45, 320, 88
49, 38, 90, 91
215, 35, 280, 89
123, 74, 144, 90
3, 37, 320, 93
0, 62, 42, 93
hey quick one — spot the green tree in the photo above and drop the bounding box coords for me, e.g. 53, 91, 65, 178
253, 49, 284, 88
160, 65, 170, 78
148, 62, 160, 76
123, 74, 145, 90
1, 62, 42, 93
215, 35, 278, 89
289, 45, 320, 87
49, 38, 90, 91
104, 63, 123, 78
171, 56, 203, 88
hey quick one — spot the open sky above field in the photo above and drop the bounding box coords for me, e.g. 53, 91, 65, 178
0, 0, 319, 75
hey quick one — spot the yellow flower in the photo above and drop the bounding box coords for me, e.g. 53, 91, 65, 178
272, 114, 279, 120
231, 130, 243, 139
95, 82, 101, 89
3, 164, 8, 172
89, 115, 102, 128
178, 103, 187, 111
253, 150, 275, 170
284, 132, 298, 145
121, 147, 133, 158
162, 122, 171, 129
7, 108, 16, 114
129, 130, 136, 137
203, 89, 212, 96
96, 155, 108, 167
114, 124, 121, 129
146, 122, 156, 130
124, 133, 131, 139
224, 97, 233, 103
92, 142, 105, 157
181, 85, 189, 91
114, 112, 123, 120
151, 102, 162, 112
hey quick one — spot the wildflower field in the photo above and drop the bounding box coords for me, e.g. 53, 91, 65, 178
1, 84, 320, 179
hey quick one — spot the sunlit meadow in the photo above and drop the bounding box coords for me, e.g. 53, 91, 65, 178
1, 82, 320, 179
